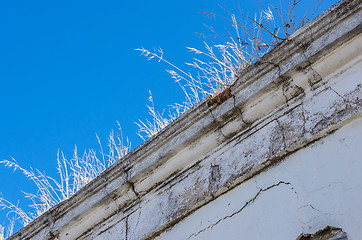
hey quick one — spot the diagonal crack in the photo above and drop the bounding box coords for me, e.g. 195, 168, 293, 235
127, 210, 141, 240
208, 109, 227, 139
326, 86, 352, 107
308, 204, 331, 216
186, 181, 297, 239
231, 94, 250, 126
125, 170, 140, 198
258, 61, 282, 78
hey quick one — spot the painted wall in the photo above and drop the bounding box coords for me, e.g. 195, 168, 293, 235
9, 0, 361, 239
157, 115, 362, 240
140, 33, 362, 240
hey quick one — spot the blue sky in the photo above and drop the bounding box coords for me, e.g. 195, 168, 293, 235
0, 0, 339, 232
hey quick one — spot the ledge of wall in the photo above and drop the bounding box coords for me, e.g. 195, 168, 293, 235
10, 0, 362, 239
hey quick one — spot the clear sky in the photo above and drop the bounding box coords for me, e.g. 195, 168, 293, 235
0, 0, 339, 233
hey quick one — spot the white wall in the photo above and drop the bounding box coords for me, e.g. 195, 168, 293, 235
8, 1, 361, 239
157, 117, 362, 240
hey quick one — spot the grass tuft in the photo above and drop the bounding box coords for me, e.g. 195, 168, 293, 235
136, 0, 323, 138
0, 1, 327, 238
0, 126, 129, 238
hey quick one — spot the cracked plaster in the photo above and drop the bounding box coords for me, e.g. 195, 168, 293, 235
158, 117, 362, 239
8, 1, 362, 239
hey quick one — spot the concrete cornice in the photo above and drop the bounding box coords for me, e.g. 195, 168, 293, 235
10, 0, 362, 239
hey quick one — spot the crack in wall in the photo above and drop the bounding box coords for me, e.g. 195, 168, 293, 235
298, 204, 332, 216
326, 86, 352, 108
231, 95, 250, 126
127, 210, 141, 240
305, 80, 358, 135
208, 109, 227, 140
275, 119, 287, 150
125, 216, 129, 240
308, 204, 332, 216
281, 77, 292, 106
45, 212, 59, 240
258, 61, 282, 79
300, 103, 307, 136
186, 181, 296, 240
125, 170, 140, 198
306, 62, 323, 88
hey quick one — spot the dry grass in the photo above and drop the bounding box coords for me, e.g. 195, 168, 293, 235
0, 0, 325, 238
136, 0, 323, 139
0, 126, 129, 238
0, 200, 26, 240
135, 90, 196, 140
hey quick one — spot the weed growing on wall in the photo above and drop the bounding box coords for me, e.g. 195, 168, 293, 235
136, 0, 323, 139
0, 0, 327, 238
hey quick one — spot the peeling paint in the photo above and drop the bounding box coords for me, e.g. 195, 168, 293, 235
8, 1, 362, 239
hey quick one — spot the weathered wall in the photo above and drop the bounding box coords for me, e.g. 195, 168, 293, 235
9, 0, 362, 239
157, 115, 362, 240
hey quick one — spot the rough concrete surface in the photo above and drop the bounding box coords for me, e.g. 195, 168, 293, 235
9, 0, 362, 239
